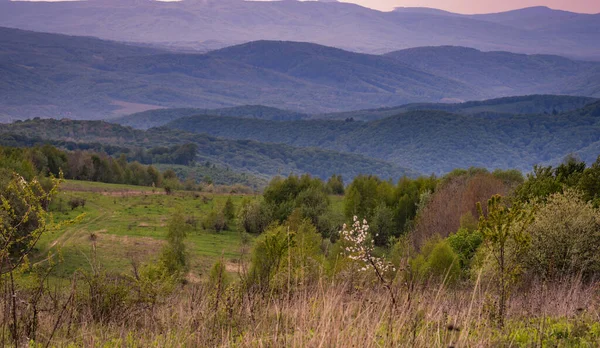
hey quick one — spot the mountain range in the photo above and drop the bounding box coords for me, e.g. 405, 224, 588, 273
0, 118, 416, 181
162, 100, 600, 174
0, 1, 598, 60
114, 95, 598, 128
1, 27, 600, 121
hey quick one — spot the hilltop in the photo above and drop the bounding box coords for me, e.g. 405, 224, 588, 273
164, 101, 600, 174
0, 118, 417, 180
0, 1, 598, 59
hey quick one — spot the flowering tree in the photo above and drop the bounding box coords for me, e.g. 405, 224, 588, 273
340, 216, 397, 305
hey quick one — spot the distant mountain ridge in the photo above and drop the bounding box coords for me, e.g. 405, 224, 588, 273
163, 101, 600, 174
0, 1, 599, 59
2, 27, 600, 121
113, 95, 599, 128
0, 118, 417, 181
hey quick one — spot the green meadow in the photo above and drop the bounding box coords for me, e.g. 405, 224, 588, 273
39, 180, 343, 279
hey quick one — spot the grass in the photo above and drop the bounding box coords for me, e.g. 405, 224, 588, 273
37, 180, 255, 278
37, 180, 344, 279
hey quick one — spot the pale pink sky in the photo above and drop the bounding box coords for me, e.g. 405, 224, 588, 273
341, 0, 600, 13
18, 0, 600, 14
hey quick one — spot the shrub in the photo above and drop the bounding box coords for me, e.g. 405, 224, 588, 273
238, 198, 272, 234
447, 228, 483, 271
246, 224, 291, 290
409, 238, 461, 285
202, 209, 227, 233
69, 197, 86, 210
522, 190, 600, 280
223, 197, 236, 221
159, 213, 189, 278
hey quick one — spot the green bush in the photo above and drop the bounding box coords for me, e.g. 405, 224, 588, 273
202, 209, 227, 233
246, 224, 291, 290
522, 190, 600, 280
410, 238, 461, 285
238, 198, 272, 234
447, 228, 483, 271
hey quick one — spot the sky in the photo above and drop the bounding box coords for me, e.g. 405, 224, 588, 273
339, 0, 600, 13
14, 0, 600, 14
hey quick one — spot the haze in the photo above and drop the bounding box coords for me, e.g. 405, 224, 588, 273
358, 0, 600, 13
14, 0, 600, 14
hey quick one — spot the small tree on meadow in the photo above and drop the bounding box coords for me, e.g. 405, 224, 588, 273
477, 195, 533, 326
160, 212, 189, 278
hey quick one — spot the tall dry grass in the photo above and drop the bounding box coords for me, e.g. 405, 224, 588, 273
2, 274, 597, 347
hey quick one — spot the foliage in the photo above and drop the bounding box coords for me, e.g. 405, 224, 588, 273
1, 119, 414, 182
409, 238, 461, 285
326, 174, 345, 195
159, 212, 190, 278
238, 198, 272, 235
202, 208, 227, 233
246, 224, 292, 290
222, 197, 236, 222
447, 228, 483, 271
344, 174, 438, 246
477, 195, 534, 326
522, 190, 600, 280
412, 170, 514, 249
0, 173, 61, 269
262, 175, 334, 237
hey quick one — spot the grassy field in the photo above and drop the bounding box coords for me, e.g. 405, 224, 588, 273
37, 180, 253, 278
37, 180, 343, 279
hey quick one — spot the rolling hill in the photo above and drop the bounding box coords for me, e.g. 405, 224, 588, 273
163, 101, 600, 174
315, 95, 599, 121
0, 119, 416, 181
385, 46, 600, 97
114, 95, 599, 128
0, 1, 598, 59
2, 27, 600, 121
112, 105, 310, 130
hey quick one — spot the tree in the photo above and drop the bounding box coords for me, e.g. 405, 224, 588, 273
223, 197, 236, 222
371, 204, 396, 246
578, 155, 600, 205
160, 212, 189, 278
523, 190, 600, 280
477, 195, 533, 326
1, 172, 61, 271
326, 174, 344, 195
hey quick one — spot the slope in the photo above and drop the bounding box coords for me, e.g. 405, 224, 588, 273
0, 119, 416, 181
0, 1, 598, 59
385, 47, 600, 97
164, 102, 600, 174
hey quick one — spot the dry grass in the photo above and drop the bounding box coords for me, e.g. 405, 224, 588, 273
2, 275, 598, 347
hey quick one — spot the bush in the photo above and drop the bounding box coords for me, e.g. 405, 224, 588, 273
410, 238, 461, 285
371, 203, 396, 246
223, 197, 236, 221
238, 198, 272, 234
522, 190, 600, 280
246, 224, 291, 290
69, 197, 86, 210
160, 213, 189, 278
202, 209, 227, 233
447, 228, 483, 271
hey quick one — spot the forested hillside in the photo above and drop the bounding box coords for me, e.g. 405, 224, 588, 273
316, 95, 598, 121
1, 1, 598, 58
2, 27, 600, 121
0, 119, 416, 180
112, 105, 310, 130
385, 46, 600, 97
165, 101, 600, 174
